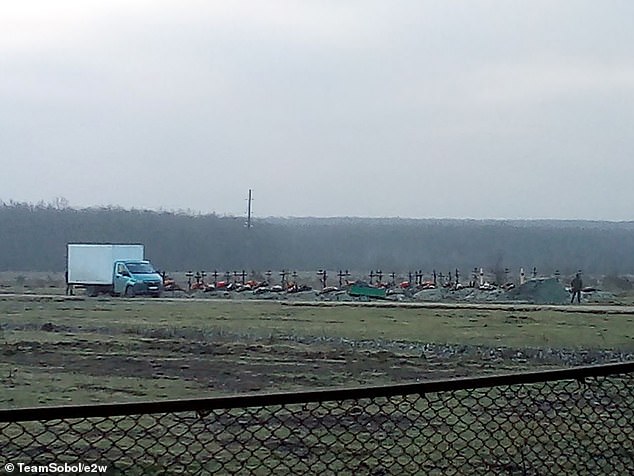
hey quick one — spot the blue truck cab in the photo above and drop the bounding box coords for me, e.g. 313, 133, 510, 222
113, 260, 163, 297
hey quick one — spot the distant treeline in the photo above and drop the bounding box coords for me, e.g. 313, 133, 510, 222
1, 202, 634, 275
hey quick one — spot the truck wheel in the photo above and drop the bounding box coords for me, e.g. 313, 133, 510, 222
124, 286, 136, 298
86, 286, 98, 297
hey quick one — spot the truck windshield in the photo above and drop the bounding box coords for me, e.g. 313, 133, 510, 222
126, 263, 156, 274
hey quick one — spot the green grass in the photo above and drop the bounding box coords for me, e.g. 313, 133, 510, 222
0, 297, 633, 408
0, 361, 205, 407
2, 298, 633, 349
1, 296, 632, 474
0, 299, 631, 355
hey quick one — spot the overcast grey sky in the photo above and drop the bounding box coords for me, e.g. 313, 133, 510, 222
2, 1, 633, 219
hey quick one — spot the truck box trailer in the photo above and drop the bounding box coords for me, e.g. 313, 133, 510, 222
67, 243, 163, 297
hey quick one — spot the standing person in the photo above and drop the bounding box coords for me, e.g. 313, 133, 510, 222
570, 273, 583, 304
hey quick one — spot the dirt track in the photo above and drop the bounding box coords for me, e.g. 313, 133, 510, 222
3, 292, 634, 314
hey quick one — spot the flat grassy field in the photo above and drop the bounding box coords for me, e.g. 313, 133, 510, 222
1, 296, 633, 408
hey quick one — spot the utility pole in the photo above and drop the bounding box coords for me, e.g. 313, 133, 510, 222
245, 189, 253, 229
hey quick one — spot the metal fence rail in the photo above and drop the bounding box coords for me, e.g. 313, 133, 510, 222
1, 362, 633, 475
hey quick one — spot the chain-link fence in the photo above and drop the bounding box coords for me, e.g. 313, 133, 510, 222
1, 362, 633, 475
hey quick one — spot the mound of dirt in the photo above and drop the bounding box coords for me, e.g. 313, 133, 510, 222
413, 288, 446, 302
413, 287, 510, 303
508, 278, 569, 304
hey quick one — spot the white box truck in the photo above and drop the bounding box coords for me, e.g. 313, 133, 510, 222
67, 243, 163, 297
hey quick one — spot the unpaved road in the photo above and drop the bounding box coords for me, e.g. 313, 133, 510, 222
3, 292, 634, 314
